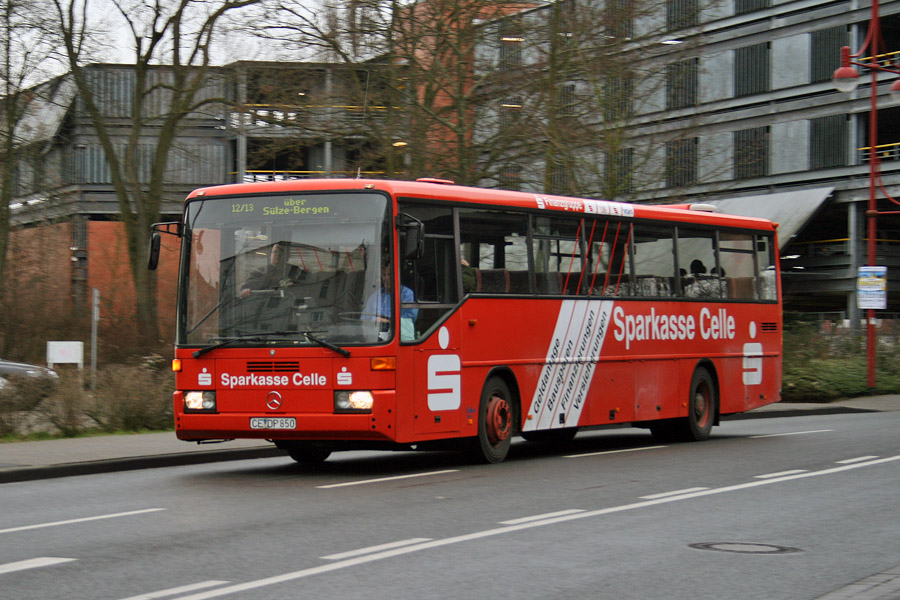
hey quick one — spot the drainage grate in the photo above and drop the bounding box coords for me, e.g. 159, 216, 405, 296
689, 542, 802, 555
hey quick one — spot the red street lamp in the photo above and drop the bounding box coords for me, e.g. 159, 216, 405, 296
831, 0, 900, 389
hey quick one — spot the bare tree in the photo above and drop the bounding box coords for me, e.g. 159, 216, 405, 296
244, 0, 539, 185
0, 0, 57, 290
48, 0, 259, 346
481, 0, 728, 201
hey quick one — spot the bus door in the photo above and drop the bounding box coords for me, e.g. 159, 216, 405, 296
412, 314, 463, 435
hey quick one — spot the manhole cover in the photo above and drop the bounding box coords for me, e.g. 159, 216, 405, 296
689, 542, 802, 555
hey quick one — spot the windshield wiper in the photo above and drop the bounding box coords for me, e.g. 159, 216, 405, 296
303, 331, 351, 358
191, 330, 350, 358
191, 331, 297, 358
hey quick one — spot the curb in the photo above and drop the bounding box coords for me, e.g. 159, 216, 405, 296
0, 446, 284, 484
723, 406, 876, 421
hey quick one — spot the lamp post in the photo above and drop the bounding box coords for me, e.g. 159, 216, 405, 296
831, 0, 900, 389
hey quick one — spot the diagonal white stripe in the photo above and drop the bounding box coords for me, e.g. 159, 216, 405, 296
321, 538, 433, 560
117, 581, 230, 600
0, 508, 166, 534
315, 470, 458, 489
0, 557, 76, 575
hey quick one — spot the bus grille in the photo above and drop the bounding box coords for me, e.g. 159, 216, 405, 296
760, 322, 778, 332
246, 361, 300, 372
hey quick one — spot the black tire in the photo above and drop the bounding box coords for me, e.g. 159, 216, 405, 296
470, 376, 514, 463
686, 367, 716, 440
649, 367, 716, 442
281, 442, 332, 463
520, 428, 578, 444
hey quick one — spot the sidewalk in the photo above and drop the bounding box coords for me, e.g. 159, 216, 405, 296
2, 396, 899, 484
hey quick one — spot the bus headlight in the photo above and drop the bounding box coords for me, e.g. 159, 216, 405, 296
184, 391, 216, 412
334, 391, 374, 413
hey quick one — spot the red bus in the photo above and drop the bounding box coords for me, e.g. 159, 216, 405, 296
150, 178, 781, 463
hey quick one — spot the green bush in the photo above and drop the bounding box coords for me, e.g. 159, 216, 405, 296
0, 360, 174, 440
86, 364, 174, 432
39, 370, 89, 437
782, 320, 900, 402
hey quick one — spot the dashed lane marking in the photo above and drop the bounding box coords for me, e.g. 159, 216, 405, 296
316, 470, 459, 489
0, 557, 76, 575
0, 508, 166, 534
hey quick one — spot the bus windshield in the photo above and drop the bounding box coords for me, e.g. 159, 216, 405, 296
179, 192, 392, 348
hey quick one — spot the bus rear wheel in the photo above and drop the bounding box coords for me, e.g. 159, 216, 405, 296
650, 367, 716, 442
470, 376, 514, 463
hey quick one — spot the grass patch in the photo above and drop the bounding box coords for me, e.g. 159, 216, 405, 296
782, 320, 900, 402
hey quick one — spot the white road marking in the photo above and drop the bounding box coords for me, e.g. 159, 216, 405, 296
169, 454, 900, 600
321, 538, 433, 560
749, 429, 834, 438
117, 581, 230, 600
640, 487, 709, 499
0, 508, 166, 534
754, 470, 808, 479
500, 509, 585, 525
564, 445, 666, 459
315, 470, 459, 489
0, 557, 76, 575
836, 456, 879, 464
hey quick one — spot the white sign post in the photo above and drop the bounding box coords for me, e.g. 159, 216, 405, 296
857, 266, 887, 310
47, 341, 84, 369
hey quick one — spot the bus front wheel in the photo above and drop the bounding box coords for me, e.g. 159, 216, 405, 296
279, 441, 332, 464
649, 367, 716, 442
470, 376, 514, 463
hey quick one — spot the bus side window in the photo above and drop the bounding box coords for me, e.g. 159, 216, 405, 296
632, 224, 676, 297
676, 228, 720, 299
459, 208, 529, 294
397, 203, 458, 340
534, 216, 584, 295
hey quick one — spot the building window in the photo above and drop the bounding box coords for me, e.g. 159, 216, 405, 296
667, 0, 699, 32
499, 20, 524, 72
666, 137, 698, 187
605, 0, 634, 40
499, 99, 522, 129
734, 126, 770, 179
810, 115, 847, 169
604, 74, 634, 120
549, 159, 572, 194
558, 84, 576, 117
550, 0, 576, 47
666, 58, 698, 110
606, 147, 634, 194
735, 43, 770, 97
500, 165, 523, 190
811, 26, 849, 83
735, 0, 769, 15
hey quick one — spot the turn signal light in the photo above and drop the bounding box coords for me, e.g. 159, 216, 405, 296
172, 359, 183, 372
370, 356, 396, 371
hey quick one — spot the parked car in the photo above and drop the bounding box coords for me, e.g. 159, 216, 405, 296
0, 359, 58, 381
0, 359, 59, 404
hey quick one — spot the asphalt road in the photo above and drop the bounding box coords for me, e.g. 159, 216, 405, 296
1, 411, 898, 600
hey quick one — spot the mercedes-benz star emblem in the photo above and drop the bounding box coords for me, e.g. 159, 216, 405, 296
266, 391, 283, 410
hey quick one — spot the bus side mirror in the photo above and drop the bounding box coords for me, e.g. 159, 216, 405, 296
397, 214, 425, 260
148, 221, 182, 270
148, 232, 162, 270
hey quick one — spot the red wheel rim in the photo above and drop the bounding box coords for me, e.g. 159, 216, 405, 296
694, 383, 710, 428
486, 393, 511, 445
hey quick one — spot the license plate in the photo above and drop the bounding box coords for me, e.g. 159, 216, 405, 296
250, 417, 296, 430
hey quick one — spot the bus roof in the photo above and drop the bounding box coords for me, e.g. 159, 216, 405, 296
186, 178, 777, 232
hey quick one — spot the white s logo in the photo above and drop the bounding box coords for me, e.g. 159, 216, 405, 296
427, 327, 461, 410
742, 342, 763, 385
